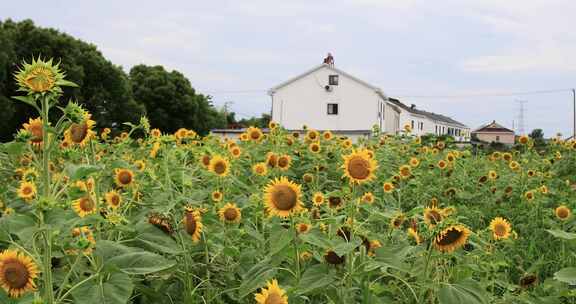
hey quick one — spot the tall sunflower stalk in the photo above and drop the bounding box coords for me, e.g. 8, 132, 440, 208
13, 57, 77, 303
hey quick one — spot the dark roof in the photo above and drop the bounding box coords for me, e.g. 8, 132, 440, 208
472, 121, 514, 133
387, 97, 468, 128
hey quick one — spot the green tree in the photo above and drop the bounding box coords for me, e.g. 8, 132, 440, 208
529, 128, 546, 147
129, 65, 225, 134
0, 19, 145, 141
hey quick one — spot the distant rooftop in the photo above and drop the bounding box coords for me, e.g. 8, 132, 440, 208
387, 97, 468, 128
472, 120, 514, 133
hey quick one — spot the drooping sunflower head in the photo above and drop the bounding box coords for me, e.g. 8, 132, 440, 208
208, 155, 230, 177
254, 279, 288, 304
433, 224, 471, 253
555, 205, 571, 221
64, 112, 96, 147
14, 57, 72, 94
390, 213, 405, 229
423, 207, 444, 227
72, 196, 96, 218
263, 177, 303, 218
328, 195, 343, 209
312, 192, 325, 206
17, 181, 36, 201
148, 213, 173, 235
341, 149, 378, 184
104, 190, 122, 209
407, 227, 422, 245
519, 274, 538, 289
183, 207, 203, 242
218, 203, 242, 224
489, 217, 511, 240
247, 126, 264, 142
277, 155, 292, 171
0, 249, 39, 298
21, 118, 44, 148
266, 153, 278, 168
324, 250, 345, 265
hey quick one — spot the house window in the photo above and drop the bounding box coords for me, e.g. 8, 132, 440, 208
329, 75, 339, 85
327, 103, 338, 115
411, 120, 414, 130
420, 122, 423, 130
495, 135, 500, 142
435, 126, 438, 134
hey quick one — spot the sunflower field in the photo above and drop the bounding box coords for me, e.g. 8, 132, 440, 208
0, 58, 575, 304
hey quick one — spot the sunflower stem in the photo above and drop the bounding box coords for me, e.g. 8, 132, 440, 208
291, 216, 301, 282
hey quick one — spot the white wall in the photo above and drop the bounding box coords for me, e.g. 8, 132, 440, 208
400, 110, 470, 141
271, 66, 383, 131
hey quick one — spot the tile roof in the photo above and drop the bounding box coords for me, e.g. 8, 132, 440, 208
387, 97, 468, 128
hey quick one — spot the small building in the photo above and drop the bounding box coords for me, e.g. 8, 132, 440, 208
472, 120, 515, 144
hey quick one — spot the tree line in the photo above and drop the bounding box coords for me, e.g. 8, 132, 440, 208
0, 19, 267, 141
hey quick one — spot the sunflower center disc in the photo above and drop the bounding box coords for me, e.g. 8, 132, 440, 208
264, 292, 284, 304
224, 209, 238, 221
436, 228, 462, 246
30, 124, 43, 142
118, 172, 132, 184
185, 212, 197, 235
214, 162, 226, 174
3, 262, 29, 289
272, 185, 297, 211
70, 122, 88, 143
22, 187, 32, 195
494, 224, 507, 236
347, 157, 370, 179
250, 131, 260, 140
80, 197, 94, 211
278, 158, 288, 168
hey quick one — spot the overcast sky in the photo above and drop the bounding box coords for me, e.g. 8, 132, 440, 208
2, 0, 575, 136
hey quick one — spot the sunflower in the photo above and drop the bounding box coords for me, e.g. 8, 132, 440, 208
324, 250, 345, 265
433, 224, 470, 253
17, 181, 36, 201
277, 155, 292, 171
312, 192, 325, 206
399, 165, 412, 179
403, 123, 412, 133
302, 173, 314, 183
200, 154, 211, 168
341, 149, 378, 184
309, 142, 321, 154
409, 157, 420, 168
64, 112, 96, 147
489, 217, 511, 240
518, 135, 529, 145
526, 169, 536, 177
72, 196, 96, 218
407, 227, 422, 245
149, 142, 161, 158
20, 118, 44, 148
361, 192, 375, 204
266, 153, 278, 168
555, 205, 571, 221
488, 170, 498, 180
134, 160, 146, 172
183, 207, 203, 242
539, 185, 548, 194
211, 190, 223, 202
254, 279, 288, 304
218, 203, 242, 224
322, 131, 333, 141
341, 138, 352, 149
306, 130, 319, 141
509, 161, 520, 171
247, 126, 264, 142
104, 190, 122, 209
14, 57, 69, 94
328, 196, 343, 209
268, 121, 278, 129
382, 182, 395, 193
250, 162, 267, 176
390, 213, 405, 229
208, 155, 230, 177
114, 168, 134, 187
148, 213, 174, 235
437, 160, 448, 170
150, 128, 161, 137
423, 207, 444, 227
263, 177, 303, 218
0, 250, 39, 298
296, 223, 311, 234
524, 190, 535, 201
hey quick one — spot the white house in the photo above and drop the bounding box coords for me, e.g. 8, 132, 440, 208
267, 62, 469, 141
268, 63, 401, 139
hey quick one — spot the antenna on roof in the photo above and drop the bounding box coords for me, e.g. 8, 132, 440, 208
323, 53, 334, 66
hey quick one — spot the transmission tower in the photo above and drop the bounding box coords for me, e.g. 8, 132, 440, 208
516, 100, 527, 135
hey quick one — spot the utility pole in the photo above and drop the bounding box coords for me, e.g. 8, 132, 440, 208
572, 88, 575, 139
223, 101, 233, 128
516, 100, 527, 135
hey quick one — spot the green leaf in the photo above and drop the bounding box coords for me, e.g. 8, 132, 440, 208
65, 164, 102, 181
438, 279, 488, 304
71, 272, 134, 304
238, 259, 277, 298
55, 79, 79, 87
12, 95, 38, 108
373, 244, 411, 272
269, 225, 293, 256
554, 267, 576, 285
106, 251, 176, 275
0, 142, 26, 156
133, 222, 182, 255
0, 214, 37, 242
332, 237, 362, 257
546, 229, 576, 240
296, 264, 336, 295
299, 230, 333, 249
